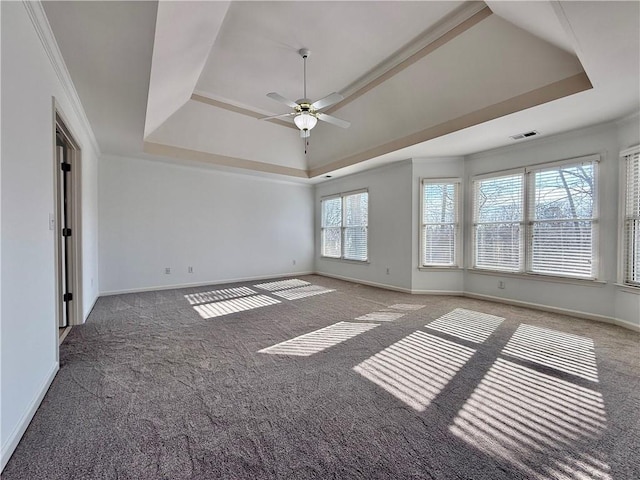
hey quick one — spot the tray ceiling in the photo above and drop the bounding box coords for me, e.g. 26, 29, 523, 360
42, 1, 640, 182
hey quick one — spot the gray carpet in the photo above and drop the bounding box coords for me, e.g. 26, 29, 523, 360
2, 275, 639, 479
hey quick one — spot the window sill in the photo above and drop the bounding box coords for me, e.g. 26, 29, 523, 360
418, 266, 463, 272
320, 256, 370, 265
614, 283, 640, 294
466, 268, 607, 287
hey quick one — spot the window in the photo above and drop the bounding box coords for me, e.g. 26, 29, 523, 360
474, 173, 524, 272
420, 180, 461, 267
623, 147, 640, 286
321, 190, 368, 261
473, 155, 599, 279
529, 161, 596, 278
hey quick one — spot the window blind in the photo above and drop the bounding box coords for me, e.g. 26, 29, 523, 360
624, 149, 640, 286
321, 190, 368, 261
343, 191, 368, 261
321, 197, 341, 258
421, 181, 459, 266
474, 173, 524, 271
529, 161, 596, 278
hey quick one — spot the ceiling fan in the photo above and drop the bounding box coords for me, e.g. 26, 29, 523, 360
261, 48, 350, 139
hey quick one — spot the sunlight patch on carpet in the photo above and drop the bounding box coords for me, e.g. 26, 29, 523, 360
259, 321, 378, 356
388, 304, 425, 311
501, 324, 598, 382
271, 285, 335, 300
355, 312, 406, 322
253, 279, 310, 291
184, 286, 257, 306
354, 331, 475, 411
194, 295, 280, 319
450, 358, 610, 480
425, 308, 504, 343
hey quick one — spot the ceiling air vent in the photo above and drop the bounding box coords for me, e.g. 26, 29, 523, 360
510, 130, 539, 140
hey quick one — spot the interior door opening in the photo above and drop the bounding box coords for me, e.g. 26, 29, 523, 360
55, 111, 82, 343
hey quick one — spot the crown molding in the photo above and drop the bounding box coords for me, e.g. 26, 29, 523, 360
22, 1, 101, 155
143, 141, 310, 179
190, 93, 297, 130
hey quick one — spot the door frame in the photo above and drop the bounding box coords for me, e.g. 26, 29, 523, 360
52, 100, 83, 351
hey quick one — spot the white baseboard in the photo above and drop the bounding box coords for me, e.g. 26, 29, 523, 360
411, 289, 464, 296
1, 362, 59, 472
464, 292, 640, 332
82, 294, 100, 324
99, 271, 315, 296
315, 272, 414, 293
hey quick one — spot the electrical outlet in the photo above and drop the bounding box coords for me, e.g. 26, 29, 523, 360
49, 213, 55, 231
188, 266, 193, 273
498, 280, 505, 289
292, 259, 296, 265
165, 267, 171, 274
386, 267, 390, 275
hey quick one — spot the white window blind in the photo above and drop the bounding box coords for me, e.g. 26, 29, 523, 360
473, 173, 524, 272
624, 149, 640, 286
321, 197, 342, 258
421, 181, 460, 266
529, 161, 596, 278
321, 190, 368, 261
343, 191, 368, 261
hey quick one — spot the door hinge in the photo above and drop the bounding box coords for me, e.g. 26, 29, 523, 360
63, 293, 73, 302
62, 228, 72, 237
61, 163, 71, 172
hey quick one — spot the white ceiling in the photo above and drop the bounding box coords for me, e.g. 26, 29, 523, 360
43, 1, 640, 183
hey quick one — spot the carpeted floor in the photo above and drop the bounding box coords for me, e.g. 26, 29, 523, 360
2, 275, 639, 479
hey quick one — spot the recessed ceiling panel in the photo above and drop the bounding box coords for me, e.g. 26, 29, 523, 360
195, 1, 465, 113
146, 100, 308, 172
307, 14, 587, 171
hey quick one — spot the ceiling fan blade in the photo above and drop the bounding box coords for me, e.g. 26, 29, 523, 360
311, 92, 344, 111
317, 113, 350, 129
259, 112, 295, 121
267, 92, 299, 109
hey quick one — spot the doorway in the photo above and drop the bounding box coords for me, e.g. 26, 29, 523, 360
55, 112, 82, 340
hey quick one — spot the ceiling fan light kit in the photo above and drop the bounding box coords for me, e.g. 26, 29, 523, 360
262, 48, 350, 148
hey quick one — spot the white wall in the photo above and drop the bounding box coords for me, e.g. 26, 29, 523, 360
1, 1, 100, 470
411, 157, 465, 294
464, 120, 639, 328
99, 155, 314, 294
315, 161, 413, 291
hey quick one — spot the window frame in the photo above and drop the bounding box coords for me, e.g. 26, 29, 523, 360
619, 145, 640, 288
419, 178, 462, 268
471, 154, 600, 280
472, 169, 525, 273
320, 188, 369, 263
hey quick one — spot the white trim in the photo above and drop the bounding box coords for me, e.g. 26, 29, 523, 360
99, 271, 315, 296
411, 289, 464, 296
619, 145, 640, 158
83, 294, 100, 323
467, 268, 607, 286
419, 178, 462, 268
463, 292, 639, 333
1, 362, 59, 471
22, 1, 100, 155
338, 2, 488, 101
615, 283, 640, 294
316, 272, 413, 294
418, 267, 464, 272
